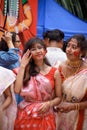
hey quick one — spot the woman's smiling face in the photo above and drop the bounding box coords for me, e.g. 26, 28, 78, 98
30, 43, 47, 61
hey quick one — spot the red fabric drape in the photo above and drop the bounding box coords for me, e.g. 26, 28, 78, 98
19, 0, 38, 49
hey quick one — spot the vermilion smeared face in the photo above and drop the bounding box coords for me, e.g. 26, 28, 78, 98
66, 38, 82, 61
73, 51, 81, 57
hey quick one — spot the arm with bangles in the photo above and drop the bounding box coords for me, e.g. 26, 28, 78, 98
57, 100, 87, 113
53, 68, 87, 113
55, 69, 87, 113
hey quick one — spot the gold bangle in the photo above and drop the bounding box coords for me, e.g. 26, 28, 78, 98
75, 103, 80, 110
75, 103, 78, 110
77, 103, 80, 110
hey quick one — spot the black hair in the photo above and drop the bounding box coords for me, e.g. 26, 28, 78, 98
62, 41, 67, 52
42, 30, 51, 39
12, 32, 17, 44
0, 38, 8, 51
48, 29, 64, 42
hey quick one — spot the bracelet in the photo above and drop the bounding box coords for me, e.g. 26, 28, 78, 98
75, 103, 80, 110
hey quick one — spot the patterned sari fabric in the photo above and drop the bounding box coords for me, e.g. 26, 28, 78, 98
56, 68, 87, 130
14, 68, 56, 130
0, 67, 17, 130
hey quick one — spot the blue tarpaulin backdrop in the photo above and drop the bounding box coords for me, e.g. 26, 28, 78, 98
37, 0, 87, 40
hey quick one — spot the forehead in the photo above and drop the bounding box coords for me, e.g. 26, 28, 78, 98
31, 43, 42, 48
68, 38, 78, 45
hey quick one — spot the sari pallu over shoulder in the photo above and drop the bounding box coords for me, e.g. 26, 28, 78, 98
62, 68, 87, 103
56, 68, 87, 130
19, 73, 53, 109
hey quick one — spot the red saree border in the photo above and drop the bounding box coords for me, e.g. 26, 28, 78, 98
76, 110, 84, 130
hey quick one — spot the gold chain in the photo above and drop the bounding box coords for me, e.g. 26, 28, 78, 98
67, 60, 82, 68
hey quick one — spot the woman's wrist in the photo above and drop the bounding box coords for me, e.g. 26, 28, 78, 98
7, 41, 14, 48
71, 103, 80, 111
20, 64, 26, 69
46, 101, 53, 110
48, 100, 56, 108
47, 101, 51, 108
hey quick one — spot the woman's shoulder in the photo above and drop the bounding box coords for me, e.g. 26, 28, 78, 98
58, 60, 67, 69
43, 65, 56, 77
47, 66, 56, 74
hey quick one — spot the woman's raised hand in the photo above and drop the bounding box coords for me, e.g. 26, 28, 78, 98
20, 49, 32, 68
4, 31, 12, 43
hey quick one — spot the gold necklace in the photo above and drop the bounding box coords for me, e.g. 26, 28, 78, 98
63, 61, 82, 102
63, 70, 81, 102
67, 60, 82, 68
63, 60, 82, 79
